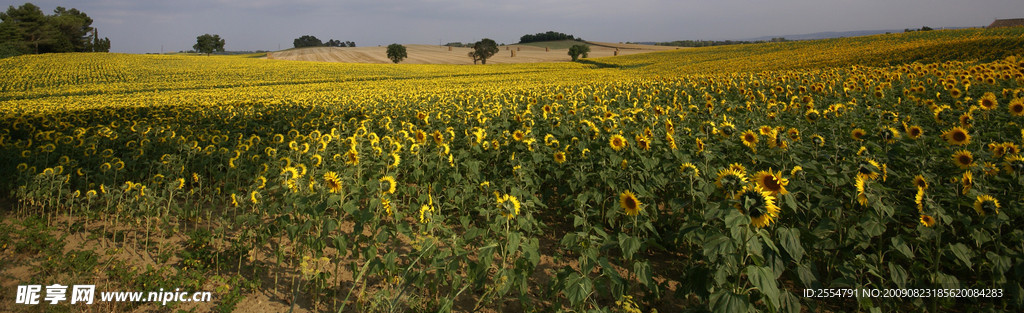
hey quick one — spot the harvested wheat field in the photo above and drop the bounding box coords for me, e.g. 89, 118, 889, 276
266, 41, 679, 64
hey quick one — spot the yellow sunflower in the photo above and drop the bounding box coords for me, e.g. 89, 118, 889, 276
554, 151, 566, 164
715, 168, 748, 192
1009, 98, 1024, 117
753, 169, 789, 196
942, 127, 971, 146
961, 170, 973, 194
610, 134, 627, 151
857, 159, 881, 181
919, 214, 936, 227
906, 125, 923, 140
323, 171, 343, 193
978, 92, 998, 110
679, 163, 700, 177
810, 134, 825, 147
855, 176, 868, 206
380, 176, 396, 194
913, 175, 928, 190
915, 186, 925, 211
851, 128, 866, 141
345, 149, 360, 165
952, 150, 974, 169
513, 130, 525, 141
619, 190, 642, 216
879, 127, 900, 144
973, 195, 1000, 216
804, 109, 820, 123
741, 130, 758, 150
694, 137, 705, 154
735, 185, 780, 228
1003, 154, 1024, 174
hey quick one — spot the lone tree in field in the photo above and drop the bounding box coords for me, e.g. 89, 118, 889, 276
568, 44, 590, 61
193, 33, 224, 56
293, 35, 322, 48
468, 38, 498, 64
386, 43, 407, 63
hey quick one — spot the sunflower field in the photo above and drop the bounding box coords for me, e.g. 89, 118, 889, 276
2, 27, 1024, 312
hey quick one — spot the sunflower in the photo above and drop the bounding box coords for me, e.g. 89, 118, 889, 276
282, 166, 299, 179
729, 163, 748, 176
973, 195, 1000, 216
753, 169, 789, 196
913, 175, 928, 190
1009, 98, 1024, 116
345, 149, 359, 165
919, 214, 936, 227
879, 127, 900, 144
554, 151, 566, 164
855, 176, 868, 206
715, 168, 748, 192
851, 128, 866, 141
959, 113, 972, 128
635, 135, 651, 150
915, 186, 925, 211
804, 109, 820, 123
941, 147, 971, 168
787, 128, 800, 141
679, 163, 699, 177
735, 185, 780, 228
906, 125, 923, 140
741, 130, 758, 150
1003, 154, 1024, 174
380, 176, 396, 194
619, 190, 642, 216
497, 194, 522, 218
857, 159, 881, 181
950, 88, 962, 98
942, 127, 971, 146
811, 135, 825, 147
694, 138, 705, 154
961, 170, 973, 194
978, 92, 998, 110
609, 134, 627, 151
323, 171, 343, 193
513, 130, 525, 141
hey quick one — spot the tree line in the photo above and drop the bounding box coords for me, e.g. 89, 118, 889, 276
0, 2, 109, 58
293, 35, 355, 48
648, 38, 789, 47
519, 31, 579, 44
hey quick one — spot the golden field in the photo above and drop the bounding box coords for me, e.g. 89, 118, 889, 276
1, 27, 1024, 312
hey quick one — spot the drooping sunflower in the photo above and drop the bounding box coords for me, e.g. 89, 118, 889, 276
978, 92, 998, 110
715, 168, 748, 193
619, 190, 642, 216
973, 194, 1000, 216
959, 113, 972, 128
906, 125, 923, 140
1009, 98, 1024, 116
729, 163, 748, 176
952, 150, 974, 169
855, 176, 868, 206
554, 151, 566, 164
851, 128, 867, 141
679, 163, 700, 177
1003, 154, 1024, 174
915, 186, 925, 211
787, 128, 800, 141
942, 127, 971, 146
345, 149, 360, 165
810, 134, 825, 147
380, 176, 396, 194
324, 171, 343, 193
961, 170, 974, 194
804, 109, 820, 123
857, 159, 882, 181
879, 127, 900, 144
919, 214, 936, 227
694, 137, 705, 154
735, 185, 780, 228
741, 130, 758, 150
635, 135, 651, 151
753, 169, 789, 196
609, 134, 627, 151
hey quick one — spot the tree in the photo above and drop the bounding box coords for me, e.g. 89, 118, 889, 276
49, 6, 93, 52
386, 43, 407, 63
0, 3, 52, 54
293, 35, 322, 48
469, 38, 498, 64
0, 3, 109, 56
193, 33, 225, 56
344, 41, 355, 47
568, 44, 590, 61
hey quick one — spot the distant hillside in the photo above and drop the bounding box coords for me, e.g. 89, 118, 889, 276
741, 27, 974, 41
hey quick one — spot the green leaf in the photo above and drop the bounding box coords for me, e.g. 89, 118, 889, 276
710, 289, 750, 313
890, 237, 914, 259
778, 227, 804, 263
564, 272, 593, 307
888, 262, 907, 289
747, 265, 780, 310
780, 290, 801, 313
783, 193, 799, 211
948, 243, 973, 268
619, 233, 641, 260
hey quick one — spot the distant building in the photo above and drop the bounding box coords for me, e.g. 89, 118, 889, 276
988, 18, 1024, 28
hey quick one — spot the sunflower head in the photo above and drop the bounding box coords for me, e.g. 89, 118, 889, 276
907, 126, 923, 139
811, 135, 825, 147
715, 168, 748, 193
735, 185, 779, 228
919, 214, 936, 227
380, 176, 396, 194
857, 159, 881, 181
973, 195, 1000, 216
851, 128, 866, 141
943, 127, 971, 146
753, 169, 789, 196
1003, 154, 1024, 174
741, 130, 758, 149
913, 175, 928, 190
978, 93, 998, 110
323, 171, 343, 193
619, 190, 642, 216
952, 150, 974, 169
679, 163, 700, 177
610, 134, 627, 151
1009, 98, 1024, 116
554, 151, 566, 164
804, 109, 820, 123
880, 127, 900, 143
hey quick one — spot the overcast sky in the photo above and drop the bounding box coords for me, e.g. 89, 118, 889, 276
12, 0, 1024, 53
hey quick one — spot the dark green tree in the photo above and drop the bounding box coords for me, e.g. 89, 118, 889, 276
0, 3, 52, 54
568, 44, 590, 61
293, 35, 322, 48
193, 33, 225, 56
386, 43, 407, 63
49, 6, 93, 52
469, 38, 498, 64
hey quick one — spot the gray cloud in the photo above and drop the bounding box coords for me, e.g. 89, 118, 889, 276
12, 0, 1024, 53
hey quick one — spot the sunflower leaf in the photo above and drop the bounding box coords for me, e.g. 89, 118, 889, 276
747, 265, 781, 310
619, 233, 641, 260
778, 227, 804, 263
710, 289, 750, 313
948, 243, 974, 268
